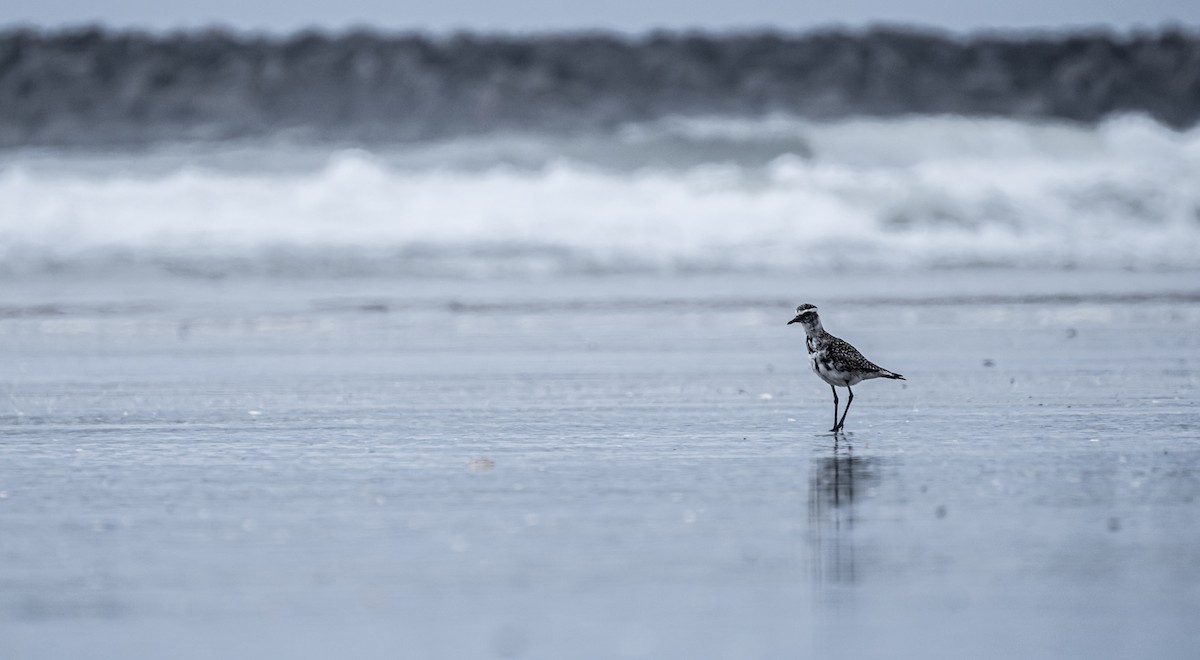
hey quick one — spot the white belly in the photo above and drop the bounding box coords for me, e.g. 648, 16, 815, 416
809, 351, 857, 387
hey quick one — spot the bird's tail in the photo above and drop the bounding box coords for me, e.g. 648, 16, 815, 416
879, 369, 906, 380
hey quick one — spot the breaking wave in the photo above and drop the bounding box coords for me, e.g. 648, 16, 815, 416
2, 115, 1199, 278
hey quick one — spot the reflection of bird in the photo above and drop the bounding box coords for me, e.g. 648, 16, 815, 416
788, 304, 905, 432
808, 439, 879, 586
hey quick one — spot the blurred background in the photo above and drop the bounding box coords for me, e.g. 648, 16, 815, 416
1, 2, 1199, 280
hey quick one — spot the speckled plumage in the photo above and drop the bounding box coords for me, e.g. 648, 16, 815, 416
788, 303, 905, 432
806, 333, 899, 387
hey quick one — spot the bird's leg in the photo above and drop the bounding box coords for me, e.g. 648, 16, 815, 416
835, 386, 854, 432
829, 384, 839, 433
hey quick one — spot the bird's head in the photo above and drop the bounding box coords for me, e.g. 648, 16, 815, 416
787, 303, 819, 327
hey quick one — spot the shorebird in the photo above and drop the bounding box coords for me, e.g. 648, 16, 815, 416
787, 304, 905, 432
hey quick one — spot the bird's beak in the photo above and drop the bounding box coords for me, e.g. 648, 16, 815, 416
787, 315, 802, 325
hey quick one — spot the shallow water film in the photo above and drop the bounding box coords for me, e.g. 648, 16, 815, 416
2, 272, 1197, 659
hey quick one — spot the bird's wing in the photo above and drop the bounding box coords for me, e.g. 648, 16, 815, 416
827, 336, 887, 373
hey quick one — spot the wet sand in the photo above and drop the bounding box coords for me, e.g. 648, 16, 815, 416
2, 271, 1198, 659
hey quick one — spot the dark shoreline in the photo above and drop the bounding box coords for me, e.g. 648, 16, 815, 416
2, 26, 1199, 148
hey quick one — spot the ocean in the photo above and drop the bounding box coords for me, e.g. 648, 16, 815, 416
3, 114, 1199, 277
2, 28, 1199, 660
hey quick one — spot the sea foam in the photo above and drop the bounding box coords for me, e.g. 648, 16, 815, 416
2, 115, 1198, 278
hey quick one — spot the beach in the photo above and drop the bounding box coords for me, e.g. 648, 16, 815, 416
3, 56, 1200, 653
2, 269, 1198, 659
